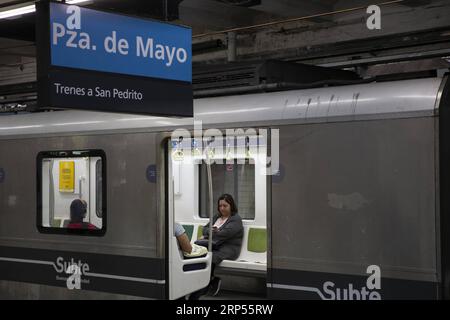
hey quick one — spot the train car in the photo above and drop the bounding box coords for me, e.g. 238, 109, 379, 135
0, 75, 449, 299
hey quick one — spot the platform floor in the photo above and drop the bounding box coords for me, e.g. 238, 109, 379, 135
201, 290, 266, 300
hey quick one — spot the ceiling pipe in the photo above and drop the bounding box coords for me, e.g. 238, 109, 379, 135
192, 0, 405, 38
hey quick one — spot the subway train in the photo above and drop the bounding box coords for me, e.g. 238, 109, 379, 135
0, 75, 450, 300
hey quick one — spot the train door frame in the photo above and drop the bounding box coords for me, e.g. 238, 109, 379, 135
165, 136, 213, 300
266, 128, 273, 298
163, 126, 273, 299
438, 75, 450, 299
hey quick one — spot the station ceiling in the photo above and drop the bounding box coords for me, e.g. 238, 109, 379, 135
0, 0, 435, 54
0, 0, 448, 87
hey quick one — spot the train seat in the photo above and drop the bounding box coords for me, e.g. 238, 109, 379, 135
51, 218, 62, 228
182, 224, 194, 241
218, 226, 267, 274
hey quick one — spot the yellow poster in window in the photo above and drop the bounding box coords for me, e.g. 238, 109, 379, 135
59, 161, 75, 193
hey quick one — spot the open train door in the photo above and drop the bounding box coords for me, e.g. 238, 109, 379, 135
167, 136, 213, 300
167, 128, 273, 299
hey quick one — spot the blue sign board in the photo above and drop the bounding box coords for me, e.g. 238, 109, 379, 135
146, 165, 157, 183
49, 2, 191, 82
37, 2, 192, 117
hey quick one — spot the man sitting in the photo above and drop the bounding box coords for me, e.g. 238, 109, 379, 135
67, 199, 98, 230
174, 223, 208, 258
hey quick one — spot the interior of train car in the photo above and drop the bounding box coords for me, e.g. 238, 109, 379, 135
167, 134, 269, 299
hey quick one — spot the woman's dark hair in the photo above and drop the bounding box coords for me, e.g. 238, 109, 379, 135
217, 194, 238, 215
70, 199, 87, 223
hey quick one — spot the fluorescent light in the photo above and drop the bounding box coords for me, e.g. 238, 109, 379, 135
0, 1, 91, 20
0, 4, 35, 19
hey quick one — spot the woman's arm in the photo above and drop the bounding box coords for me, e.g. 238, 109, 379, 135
212, 216, 243, 245
202, 221, 211, 238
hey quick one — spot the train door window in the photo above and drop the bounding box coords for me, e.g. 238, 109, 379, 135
199, 161, 256, 220
37, 150, 106, 236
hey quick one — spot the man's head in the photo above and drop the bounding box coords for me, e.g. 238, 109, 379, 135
70, 199, 87, 223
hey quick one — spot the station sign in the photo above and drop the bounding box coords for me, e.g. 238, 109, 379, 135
36, 1, 192, 117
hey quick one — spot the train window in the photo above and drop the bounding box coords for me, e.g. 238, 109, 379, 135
199, 160, 255, 220
37, 150, 106, 236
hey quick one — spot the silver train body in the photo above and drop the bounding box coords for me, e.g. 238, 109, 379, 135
0, 76, 449, 300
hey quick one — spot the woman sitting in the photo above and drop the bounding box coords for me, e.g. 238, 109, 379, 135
192, 194, 243, 298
